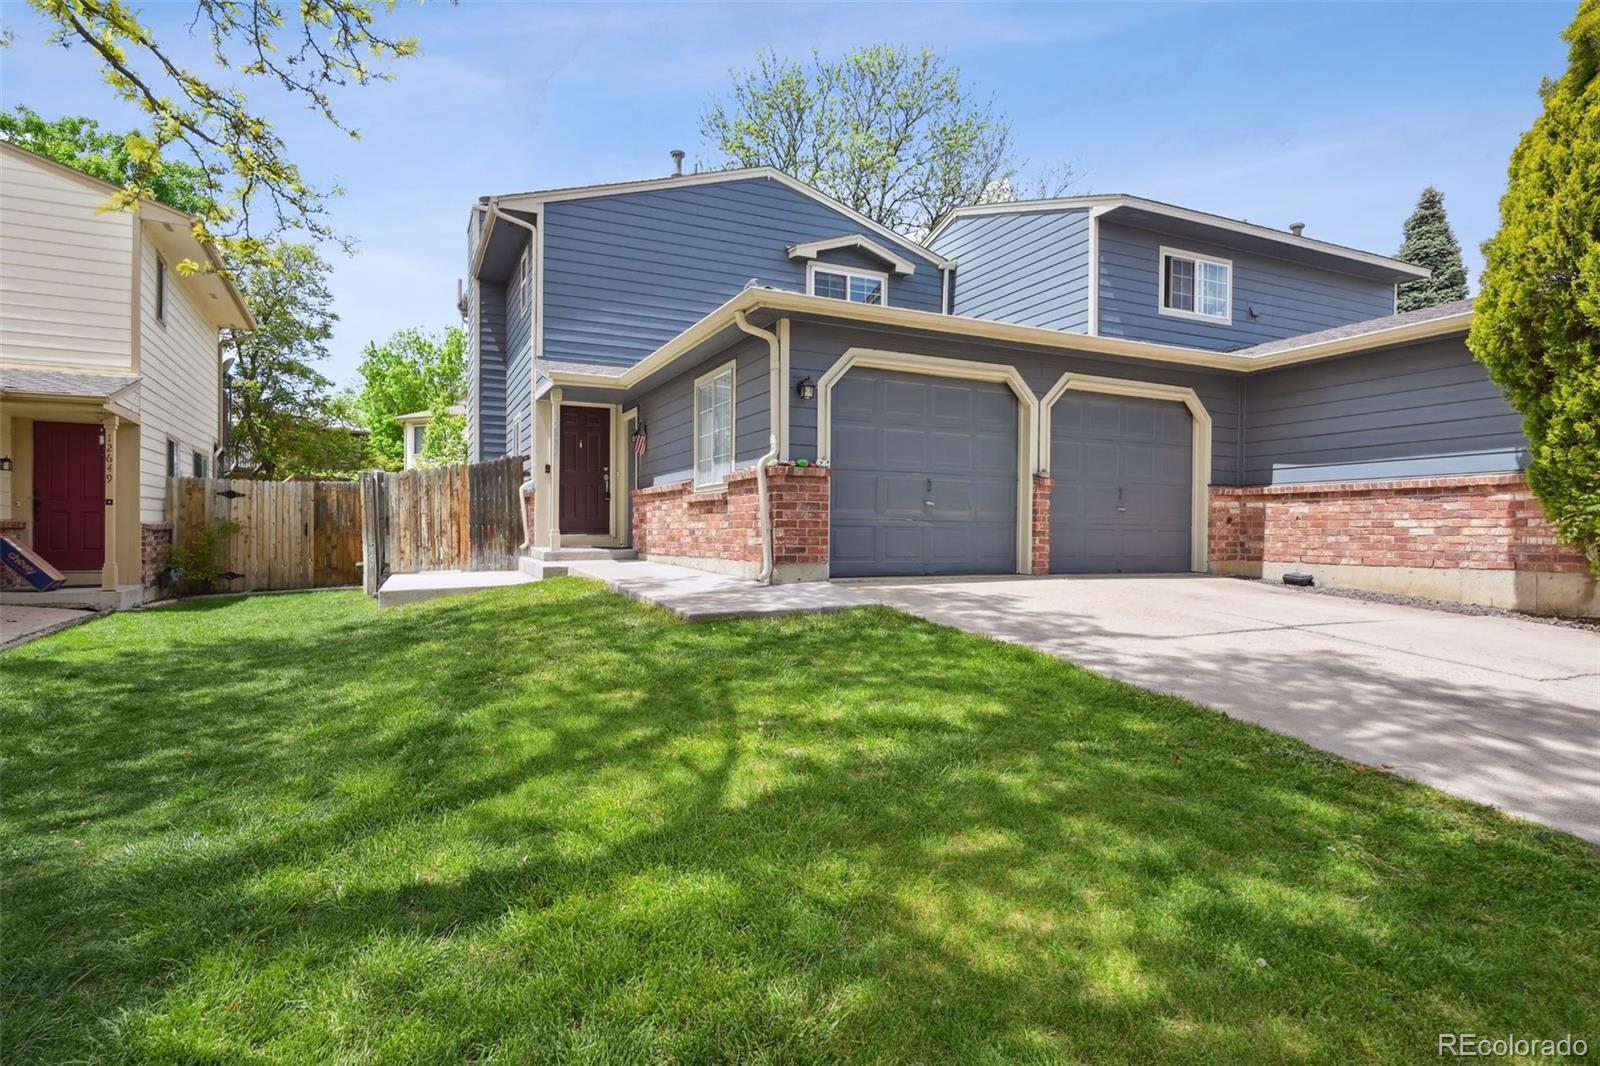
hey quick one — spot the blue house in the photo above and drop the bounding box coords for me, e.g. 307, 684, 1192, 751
461, 163, 1592, 615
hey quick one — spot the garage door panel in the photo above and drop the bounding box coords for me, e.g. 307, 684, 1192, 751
830, 368, 1017, 577
1051, 392, 1192, 574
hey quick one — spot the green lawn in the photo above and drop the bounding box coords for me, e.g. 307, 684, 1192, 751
3, 581, 1596, 1063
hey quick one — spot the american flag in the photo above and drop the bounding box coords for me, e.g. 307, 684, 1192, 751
631, 424, 647, 457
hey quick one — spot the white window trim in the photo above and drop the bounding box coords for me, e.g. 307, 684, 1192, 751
1157, 245, 1232, 324
806, 261, 889, 305
692, 359, 737, 490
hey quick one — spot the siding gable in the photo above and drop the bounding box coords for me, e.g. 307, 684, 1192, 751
1096, 221, 1396, 351
540, 177, 944, 368
931, 209, 1091, 332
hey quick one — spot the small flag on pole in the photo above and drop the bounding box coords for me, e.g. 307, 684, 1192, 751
631, 424, 648, 457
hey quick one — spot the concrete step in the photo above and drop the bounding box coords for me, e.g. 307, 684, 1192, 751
525, 547, 638, 563
377, 569, 535, 608
517, 555, 567, 579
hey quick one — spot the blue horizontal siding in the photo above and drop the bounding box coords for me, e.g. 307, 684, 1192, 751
1097, 221, 1396, 351
470, 282, 509, 460
1243, 336, 1527, 484
931, 209, 1091, 331
785, 320, 1244, 485
504, 246, 534, 458
623, 337, 771, 488
541, 178, 944, 368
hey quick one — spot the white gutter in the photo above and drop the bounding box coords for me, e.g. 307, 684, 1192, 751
733, 309, 781, 585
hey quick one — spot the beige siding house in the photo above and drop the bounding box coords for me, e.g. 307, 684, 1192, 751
0, 141, 253, 604
397, 404, 467, 469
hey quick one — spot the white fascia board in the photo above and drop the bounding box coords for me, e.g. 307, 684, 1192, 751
490, 167, 954, 270
538, 289, 1474, 391
787, 235, 917, 275
932, 193, 1429, 278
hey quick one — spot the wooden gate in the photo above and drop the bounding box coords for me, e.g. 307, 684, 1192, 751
169, 477, 363, 592
360, 456, 526, 594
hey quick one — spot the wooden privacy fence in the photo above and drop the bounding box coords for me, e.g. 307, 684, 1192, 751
169, 477, 363, 592
361, 455, 527, 594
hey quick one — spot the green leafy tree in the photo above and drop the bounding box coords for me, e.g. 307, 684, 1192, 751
419, 406, 468, 467
224, 243, 364, 478
701, 45, 1073, 236
353, 327, 467, 469
1469, 0, 1600, 567
1395, 186, 1469, 311
17, 0, 420, 264
0, 106, 208, 215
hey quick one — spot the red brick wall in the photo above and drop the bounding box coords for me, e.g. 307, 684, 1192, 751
141, 522, 173, 601
769, 465, 830, 566
631, 464, 830, 572
1209, 474, 1589, 573
1030, 475, 1051, 575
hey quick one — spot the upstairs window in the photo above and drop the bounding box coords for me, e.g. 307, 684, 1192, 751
693, 361, 735, 488
413, 425, 427, 454
155, 255, 168, 323
809, 264, 885, 305
192, 450, 206, 478
1160, 247, 1231, 322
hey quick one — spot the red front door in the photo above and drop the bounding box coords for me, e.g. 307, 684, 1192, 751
33, 421, 105, 571
559, 406, 610, 535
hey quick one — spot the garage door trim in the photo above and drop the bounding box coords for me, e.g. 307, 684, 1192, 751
1040, 372, 1212, 572
818, 347, 1040, 575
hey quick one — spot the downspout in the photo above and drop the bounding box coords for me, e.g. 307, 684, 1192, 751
733, 309, 780, 585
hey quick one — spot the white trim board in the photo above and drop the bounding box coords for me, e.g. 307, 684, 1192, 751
816, 347, 1040, 576
1038, 372, 1213, 573
490, 167, 952, 270
927, 192, 1429, 279
787, 234, 917, 275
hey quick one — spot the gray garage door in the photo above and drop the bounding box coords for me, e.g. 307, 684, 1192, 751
831, 369, 1017, 577
1050, 392, 1192, 573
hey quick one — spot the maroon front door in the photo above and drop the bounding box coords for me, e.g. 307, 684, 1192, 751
559, 406, 611, 535
33, 421, 105, 571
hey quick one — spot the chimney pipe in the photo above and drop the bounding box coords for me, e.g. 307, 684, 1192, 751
670, 149, 685, 176
1289, 222, 1306, 237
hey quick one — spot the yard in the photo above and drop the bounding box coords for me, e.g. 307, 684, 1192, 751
3, 580, 1596, 1063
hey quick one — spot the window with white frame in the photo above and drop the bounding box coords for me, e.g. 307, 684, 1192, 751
809, 264, 886, 305
693, 362, 735, 488
155, 255, 168, 323
1159, 247, 1231, 322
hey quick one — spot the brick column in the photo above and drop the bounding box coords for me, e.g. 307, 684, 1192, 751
1030, 474, 1052, 575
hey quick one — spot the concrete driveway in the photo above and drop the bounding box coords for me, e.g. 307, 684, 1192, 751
853, 575, 1600, 843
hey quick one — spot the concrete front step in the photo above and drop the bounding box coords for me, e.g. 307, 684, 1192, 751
523, 546, 637, 565
377, 569, 535, 608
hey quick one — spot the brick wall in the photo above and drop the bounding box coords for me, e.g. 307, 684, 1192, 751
1208, 474, 1589, 573
631, 464, 830, 577
141, 522, 173, 601
1030, 475, 1051, 575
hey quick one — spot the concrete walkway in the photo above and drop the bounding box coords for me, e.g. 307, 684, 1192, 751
566, 559, 873, 620
1, 604, 101, 648
853, 575, 1600, 843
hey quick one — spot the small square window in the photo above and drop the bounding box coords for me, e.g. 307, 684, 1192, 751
1160, 248, 1231, 322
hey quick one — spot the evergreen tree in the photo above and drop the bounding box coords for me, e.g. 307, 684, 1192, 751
1395, 186, 1469, 311
1469, 0, 1600, 568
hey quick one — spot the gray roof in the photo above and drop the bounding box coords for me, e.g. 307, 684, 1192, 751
534, 358, 629, 378
1232, 298, 1474, 357
0, 368, 140, 398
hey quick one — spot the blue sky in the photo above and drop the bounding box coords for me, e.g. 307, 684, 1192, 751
0, 1, 1574, 385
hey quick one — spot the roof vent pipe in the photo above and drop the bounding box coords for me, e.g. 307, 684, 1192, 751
670, 149, 685, 176
1289, 222, 1306, 237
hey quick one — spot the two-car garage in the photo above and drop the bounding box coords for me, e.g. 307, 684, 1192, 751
825, 362, 1200, 579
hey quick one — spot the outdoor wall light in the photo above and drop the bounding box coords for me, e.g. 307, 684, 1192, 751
795, 377, 817, 402
0, 456, 12, 472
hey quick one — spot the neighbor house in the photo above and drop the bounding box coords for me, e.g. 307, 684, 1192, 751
0, 141, 254, 605
397, 403, 467, 469
460, 162, 1594, 616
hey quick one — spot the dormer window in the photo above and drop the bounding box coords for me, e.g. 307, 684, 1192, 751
808, 264, 886, 305
1159, 247, 1231, 322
